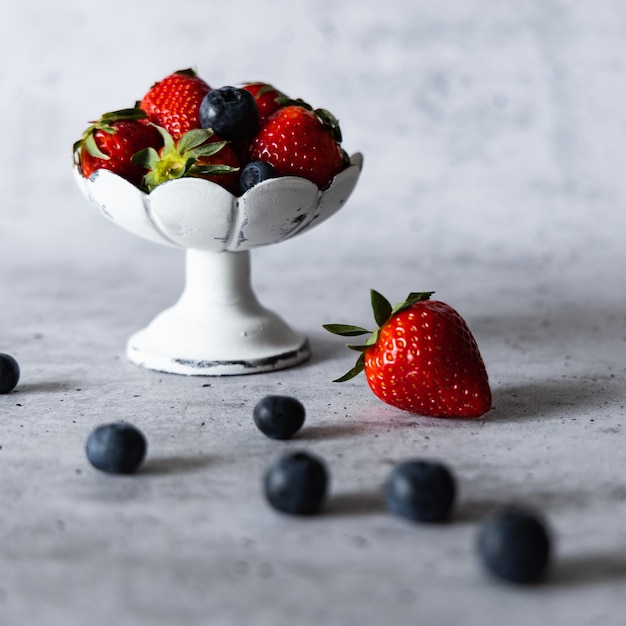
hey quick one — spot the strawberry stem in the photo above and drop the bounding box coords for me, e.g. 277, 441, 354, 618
131, 127, 238, 192
324, 289, 436, 382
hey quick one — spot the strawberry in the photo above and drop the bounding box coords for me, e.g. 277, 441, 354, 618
132, 127, 240, 194
241, 82, 288, 125
74, 108, 164, 188
140, 68, 211, 140
247, 103, 346, 189
324, 290, 492, 418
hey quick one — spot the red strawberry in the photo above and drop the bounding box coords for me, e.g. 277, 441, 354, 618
324, 291, 492, 418
132, 127, 240, 194
74, 108, 164, 188
140, 68, 211, 140
247, 103, 346, 189
241, 82, 288, 125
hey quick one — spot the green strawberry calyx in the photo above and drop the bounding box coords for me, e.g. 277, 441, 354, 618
73, 108, 148, 163
173, 67, 199, 78
323, 290, 435, 382
132, 127, 239, 192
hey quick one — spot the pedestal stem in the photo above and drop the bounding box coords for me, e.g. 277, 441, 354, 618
179, 249, 257, 312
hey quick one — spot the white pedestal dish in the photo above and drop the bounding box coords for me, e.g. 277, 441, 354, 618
74, 154, 362, 375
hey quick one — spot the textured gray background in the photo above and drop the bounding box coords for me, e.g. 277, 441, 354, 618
1, 1, 626, 624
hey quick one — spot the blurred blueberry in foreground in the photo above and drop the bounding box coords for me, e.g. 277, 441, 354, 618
264, 450, 328, 515
86, 422, 147, 474
478, 504, 551, 584
384, 458, 456, 523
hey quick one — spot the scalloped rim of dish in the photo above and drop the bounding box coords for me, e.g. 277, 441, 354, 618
74, 152, 363, 252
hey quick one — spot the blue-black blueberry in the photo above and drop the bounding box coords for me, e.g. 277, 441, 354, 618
477, 505, 551, 584
264, 450, 328, 515
384, 459, 456, 523
86, 422, 147, 474
238, 160, 278, 194
253, 395, 305, 440
199, 86, 259, 140
0, 353, 20, 394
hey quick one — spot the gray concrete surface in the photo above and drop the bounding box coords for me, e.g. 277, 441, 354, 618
2, 1, 626, 624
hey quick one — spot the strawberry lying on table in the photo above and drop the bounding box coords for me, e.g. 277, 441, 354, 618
324, 290, 492, 418
73, 68, 351, 195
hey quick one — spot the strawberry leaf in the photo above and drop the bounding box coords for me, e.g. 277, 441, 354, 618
154, 125, 176, 153
315, 108, 342, 143
370, 290, 392, 327
131, 147, 160, 170
186, 140, 229, 161
83, 133, 109, 160
180, 159, 196, 177
99, 108, 147, 124
257, 84, 274, 96
188, 164, 239, 176
332, 353, 365, 383
347, 344, 369, 352
391, 291, 434, 316
365, 329, 380, 346
99, 124, 117, 135
322, 324, 370, 337
275, 96, 314, 111
178, 129, 214, 155
174, 67, 199, 78
244, 82, 285, 99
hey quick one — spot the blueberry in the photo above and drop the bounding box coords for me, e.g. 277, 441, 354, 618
0, 353, 20, 394
239, 160, 278, 194
86, 422, 147, 474
199, 86, 259, 140
477, 505, 551, 584
384, 459, 456, 523
264, 451, 328, 515
253, 395, 305, 440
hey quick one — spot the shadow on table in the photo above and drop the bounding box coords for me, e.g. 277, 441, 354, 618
12, 381, 82, 394
455, 482, 595, 524
140, 454, 215, 475
325, 489, 386, 517
551, 552, 626, 586
297, 422, 368, 441
488, 376, 622, 423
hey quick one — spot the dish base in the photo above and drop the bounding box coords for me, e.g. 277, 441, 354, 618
127, 335, 311, 376
125, 249, 311, 376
